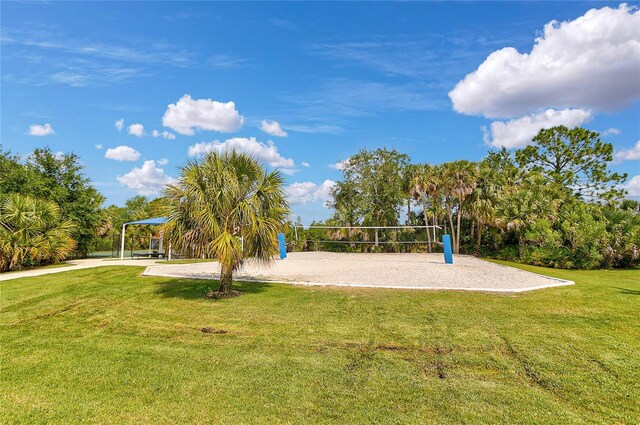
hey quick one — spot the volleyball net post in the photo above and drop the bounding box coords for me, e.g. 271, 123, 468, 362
442, 234, 453, 264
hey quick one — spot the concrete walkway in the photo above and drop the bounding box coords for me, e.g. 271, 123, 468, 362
0, 258, 160, 282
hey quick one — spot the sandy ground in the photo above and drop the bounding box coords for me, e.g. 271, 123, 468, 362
143, 251, 574, 292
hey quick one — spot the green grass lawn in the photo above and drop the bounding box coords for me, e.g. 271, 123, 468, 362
1, 263, 638, 424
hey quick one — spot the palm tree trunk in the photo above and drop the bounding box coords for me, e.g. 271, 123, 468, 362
219, 264, 233, 294
476, 220, 482, 254
446, 199, 456, 254
421, 198, 432, 252
433, 201, 439, 243
455, 197, 462, 255
518, 233, 524, 259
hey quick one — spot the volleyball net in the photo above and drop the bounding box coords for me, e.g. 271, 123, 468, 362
291, 224, 443, 252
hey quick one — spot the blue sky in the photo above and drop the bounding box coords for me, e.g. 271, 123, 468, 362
2, 1, 639, 221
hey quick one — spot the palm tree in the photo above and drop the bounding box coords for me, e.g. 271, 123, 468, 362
468, 165, 498, 254
496, 177, 556, 258
409, 164, 433, 252
423, 165, 444, 242
0, 193, 76, 272
468, 196, 494, 254
403, 165, 416, 225
442, 161, 478, 254
163, 151, 290, 296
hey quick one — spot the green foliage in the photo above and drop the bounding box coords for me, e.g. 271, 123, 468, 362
517, 202, 606, 269
0, 148, 39, 194
601, 205, 640, 268
515, 126, 626, 200
0, 193, 76, 272
3, 124, 637, 271
309, 128, 639, 269
0, 147, 104, 256
163, 151, 290, 294
331, 148, 410, 228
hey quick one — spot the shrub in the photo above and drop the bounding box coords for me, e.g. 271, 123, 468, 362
0, 194, 76, 272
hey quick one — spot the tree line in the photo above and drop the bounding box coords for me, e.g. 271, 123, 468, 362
292, 126, 639, 269
0, 147, 171, 270
1, 148, 104, 271
1, 125, 639, 272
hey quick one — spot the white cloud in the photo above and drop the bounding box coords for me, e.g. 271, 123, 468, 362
157, 158, 169, 165
483, 108, 593, 148
54, 151, 65, 160
614, 140, 640, 162
285, 180, 336, 205
329, 159, 350, 170
94, 144, 103, 150
279, 168, 299, 176
187, 137, 295, 169
603, 128, 622, 136
115, 118, 124, 131
210, 53, 251, 69
623, 175, 640, 198
260, 120, 288, 137
117, 160, 176, 195
301, 161, 310, 167
28, 123, 54, 136
162, 94, 244, 135
104, 145, 141, 161
128, 123, 145, 137
151, 129, 176, 140
449, 4, 640, 118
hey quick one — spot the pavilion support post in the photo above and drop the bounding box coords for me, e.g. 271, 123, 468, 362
120, 224, 127, 260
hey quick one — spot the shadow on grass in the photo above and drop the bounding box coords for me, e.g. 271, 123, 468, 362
616, 287, 640, 296
154, 277, 273, 300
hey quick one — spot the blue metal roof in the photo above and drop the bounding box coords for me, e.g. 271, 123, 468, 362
124, 216, 169, 226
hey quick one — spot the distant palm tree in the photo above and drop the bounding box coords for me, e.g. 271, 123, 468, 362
0, 194, 76, 272
468, 196, 495, 254
424, 165, 444, 238
496, 176, 559, 258
403, 165, 416, 224
443, 161, 478, 254
409, 164, 433, 252
468, 165, 498, 253
163, 151, 290, 296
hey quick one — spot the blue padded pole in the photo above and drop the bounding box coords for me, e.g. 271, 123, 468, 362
277, 233, 287, 259
442, 234, 453, 264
